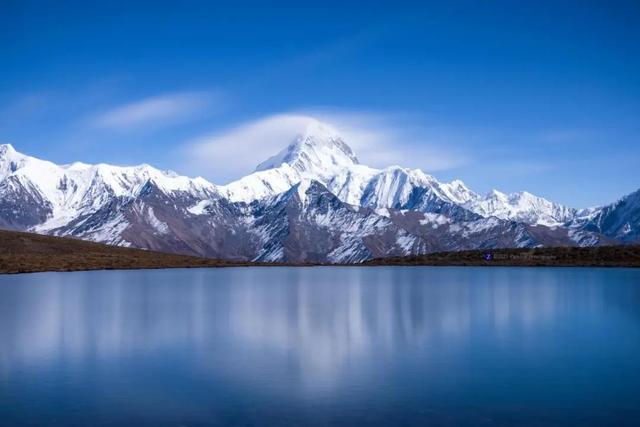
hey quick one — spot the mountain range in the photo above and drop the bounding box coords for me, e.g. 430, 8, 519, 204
0, 120, 637, 262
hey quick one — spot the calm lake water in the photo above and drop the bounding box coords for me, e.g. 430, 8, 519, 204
0, 267, 639, 426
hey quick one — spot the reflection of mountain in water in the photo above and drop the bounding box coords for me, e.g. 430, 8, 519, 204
2, 267, 626, 387
2, 267, 640, 426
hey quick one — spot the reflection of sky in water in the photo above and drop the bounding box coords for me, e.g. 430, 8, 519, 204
1, 267, 639, 425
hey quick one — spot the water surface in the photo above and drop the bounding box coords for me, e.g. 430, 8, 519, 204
1, 267, 639, 426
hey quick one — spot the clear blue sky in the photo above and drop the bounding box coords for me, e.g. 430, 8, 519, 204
1, 0, 639, 207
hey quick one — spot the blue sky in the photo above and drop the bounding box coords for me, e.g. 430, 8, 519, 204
1, 0, 639, 207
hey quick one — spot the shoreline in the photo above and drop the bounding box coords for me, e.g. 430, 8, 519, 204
363, 245, 640, 269
1, 229, 639, 274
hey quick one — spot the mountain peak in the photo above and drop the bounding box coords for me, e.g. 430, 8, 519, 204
254, 120, 359, 174
0, 143, 17, 157
0, 144, 28, 177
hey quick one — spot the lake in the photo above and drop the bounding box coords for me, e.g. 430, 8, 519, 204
1, 267, 639, 426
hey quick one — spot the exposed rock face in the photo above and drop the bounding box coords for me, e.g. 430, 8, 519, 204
0, 121, 635, 262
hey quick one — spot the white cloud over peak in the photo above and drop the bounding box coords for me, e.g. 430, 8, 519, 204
91, 91, 220, 130
183, 111, 469, 184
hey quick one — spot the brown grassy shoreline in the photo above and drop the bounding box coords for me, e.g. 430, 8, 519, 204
0, 229, 271, 274
1, 229, 639, 274
363, 245, 640, 268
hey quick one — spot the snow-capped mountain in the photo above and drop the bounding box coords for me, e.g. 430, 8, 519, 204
221, 122, 481, 222
220, 121, 574, 227
569, 189, 640, 243
0, 121, 635, 262
463, 189, 577, 227
0, 143, 217, 234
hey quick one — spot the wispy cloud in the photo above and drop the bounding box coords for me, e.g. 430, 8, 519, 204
0, 92, 55, 127
91, 91, 221, 131
540, 129, 595, 144
183, 111, 469, 183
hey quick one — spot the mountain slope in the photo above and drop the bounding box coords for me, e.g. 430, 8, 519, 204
245, 180, 428, 263
570, 189, 640, 243
463, 190, 577, 226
